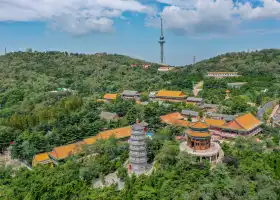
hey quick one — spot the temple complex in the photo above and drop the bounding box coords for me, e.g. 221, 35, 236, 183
160, 112, 262, 139
155, 90, 187, 102
180, 120, 222, 163
128, 121, 147, 175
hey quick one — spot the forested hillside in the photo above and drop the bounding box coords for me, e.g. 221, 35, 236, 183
0, 51, 199, 114
1, 50, 280, 200
190, 49, 280, 76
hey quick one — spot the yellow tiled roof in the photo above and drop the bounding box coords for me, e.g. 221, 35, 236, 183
205, 118, 226, 126
49, 142, 83, 160
32, 152, 53, 167
104, 94, 117, 100
234, 113, 262, 130
187, 130, 211, 137
33, 152, 50, 162
156, 90, 185, 98
98, 126, 131, 139
83, 136, 97, 145
190, 121, 209, 129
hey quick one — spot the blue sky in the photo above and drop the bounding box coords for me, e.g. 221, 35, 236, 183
0, 0, 280, 66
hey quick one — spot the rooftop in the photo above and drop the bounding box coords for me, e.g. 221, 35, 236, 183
121, 90, 139, 96
103, 94, 117, 100
97, 126, 131, 140
187, 130, 211, 138
187, 97, 203, 102
234, 113, 262, 130
190, 121, 209, 129
49, 142, 84, 161
156, 90, 186, 98
181, 110, 199, 116
205, 118, 226, 127
207, 72, 239, 74
200, 104, 219, 109
33, 152, 50, 162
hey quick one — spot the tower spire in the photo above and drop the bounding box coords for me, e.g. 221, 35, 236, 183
159, 16, 165, 64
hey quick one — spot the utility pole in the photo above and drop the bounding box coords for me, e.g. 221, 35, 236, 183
193, 56, 196, 65
158, 16, 165, 64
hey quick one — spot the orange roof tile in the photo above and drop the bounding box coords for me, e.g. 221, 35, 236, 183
234, 113, 262, 130
33, 152, 50, 162
226, 90, 230, 93
156, 90, 186, 98
187, 130, 211, 137
49, 142, 83, 160
104, 94, 117, 100
226, 120, 243, 130
160, 112, 183, 123
83, 136, 97, 145
97, 126, 131, 140
205, 118, 226, 126
190, 121, 209, 129
172, 119, 189, 127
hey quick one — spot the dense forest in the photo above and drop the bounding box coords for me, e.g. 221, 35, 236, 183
1, 49, 280, 199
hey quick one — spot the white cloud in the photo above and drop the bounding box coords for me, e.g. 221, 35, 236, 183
152, 0, 280, 36
0, 0, 153, 35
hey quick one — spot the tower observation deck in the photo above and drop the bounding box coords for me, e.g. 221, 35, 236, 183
159, 17, 165, 64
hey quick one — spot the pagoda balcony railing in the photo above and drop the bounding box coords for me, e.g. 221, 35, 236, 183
130, 135, 146, 140
130, 146, 146, 151
131, 129, 146, 135
129, 140, 146, 146
130, 152, 147, 157
130, 158, 147, 164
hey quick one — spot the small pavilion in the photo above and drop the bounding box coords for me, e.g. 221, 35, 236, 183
180, 120, 223, 163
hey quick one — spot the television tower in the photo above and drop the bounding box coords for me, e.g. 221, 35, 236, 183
159, 17, 165, 64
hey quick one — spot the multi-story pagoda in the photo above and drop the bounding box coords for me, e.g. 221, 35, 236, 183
187, 121, 211, 150
129, 121, 147, 174
181, 120, 222, 163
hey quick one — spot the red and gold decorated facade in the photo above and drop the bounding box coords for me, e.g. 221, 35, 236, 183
187, 121, 211, 150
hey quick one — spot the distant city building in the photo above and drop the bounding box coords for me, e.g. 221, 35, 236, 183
129, 121, 148, 175
143, 64, 151, 69
207, 72, 240, 79
158, 66, 174, 72
95, 52, 107, 57
155, 90, 187, 102
121, 90, 140, 100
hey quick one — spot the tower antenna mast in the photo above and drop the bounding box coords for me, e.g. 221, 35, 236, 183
159, 16, 165, 64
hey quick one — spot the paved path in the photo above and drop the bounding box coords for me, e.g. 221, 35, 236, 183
193, 81, 203, 97
257, 100, 278, 119
267, 104, 279, 126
